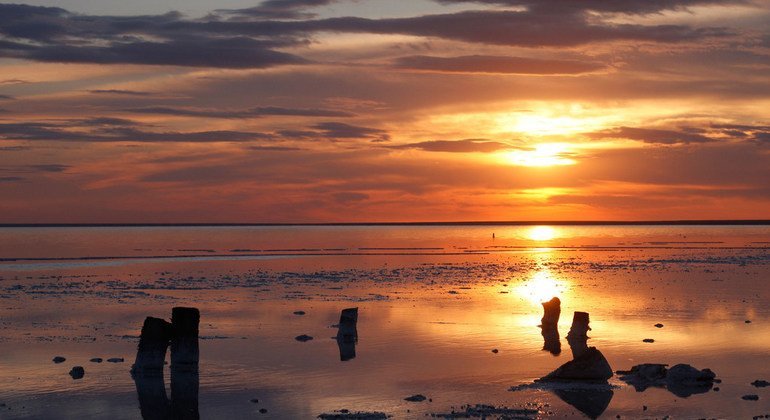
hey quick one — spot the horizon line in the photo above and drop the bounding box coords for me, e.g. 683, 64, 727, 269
1, 219, 769, 227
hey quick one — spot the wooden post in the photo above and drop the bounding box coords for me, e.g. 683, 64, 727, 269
132, 317, 172, 376
171, 307, 200, 372
567, 311, 590, 359
540, 297, 561, 328
336, 307, 358, 361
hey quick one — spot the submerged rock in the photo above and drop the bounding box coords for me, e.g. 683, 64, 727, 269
642, 339, 655, 343
107, 358, 124, 363
293, 311, 306, 315
295, 334, 313, 342
538, 347, 613, 382
752, 380, 770, 388
52, 356, 66, 363
89, 358, 103, 363
654, 323, 664, 328
617, 363, 715, 397
743, 394, 760, 401
317, 410, 389, 419
69, 366, 85, 379
404, 394, 427, 402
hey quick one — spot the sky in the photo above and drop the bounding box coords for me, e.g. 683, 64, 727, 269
0, 0, 769, 223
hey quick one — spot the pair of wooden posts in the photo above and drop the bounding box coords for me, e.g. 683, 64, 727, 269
132, 307, 200, 375
541, 297, 591, 358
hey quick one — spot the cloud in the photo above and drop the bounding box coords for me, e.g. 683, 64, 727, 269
391, 139, 513, 153
394, 54, 606, 75
88, 89, 154, 96
588, 126, 717, 144
278, 122, 391, 142
0, 176, 24, 182
433, 0, 748, 15
217, 0, 341, 20
0, 94, 14, 100
127, 106, 355, 119
332, 191, 370, 203
0, 120, 271, 143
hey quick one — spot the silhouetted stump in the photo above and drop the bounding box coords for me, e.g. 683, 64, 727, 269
171, 307, 199, 372
538, 347, 613, 382
540, 297, 561, 328
171, 369, 200, 420
567, 311, 591, 338
336, 307, 358, 361
134, 373, 171, 420
132, 317, 172, 376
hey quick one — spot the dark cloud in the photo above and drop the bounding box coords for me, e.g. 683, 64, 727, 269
394, 55, 605, 75
391, 139, 513, 153
588, 126, 717, 144
88, 89, 154, 96
433, 0, 747, 15
217, 0, 340, 20
28, 164, 70, 173
333, 191, 369, 203
0, 120, 270, 143
0, 176, 24, 182
311, 122, 390, 142
128, 106, 354, 119
0, 94, 14, 100
0, 3, 734, 71
249, 145, 304, 151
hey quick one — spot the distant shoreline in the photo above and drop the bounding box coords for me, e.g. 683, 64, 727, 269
1, 220, 769, 227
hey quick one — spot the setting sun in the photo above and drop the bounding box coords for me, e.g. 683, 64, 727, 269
502, 143, 577, 167
527, 226, 558, 241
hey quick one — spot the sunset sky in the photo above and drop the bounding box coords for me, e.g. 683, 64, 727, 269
0, 0, 769, 223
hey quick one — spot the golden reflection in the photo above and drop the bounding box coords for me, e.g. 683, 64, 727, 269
527, 226, 557, 241
517, 269, 563, 306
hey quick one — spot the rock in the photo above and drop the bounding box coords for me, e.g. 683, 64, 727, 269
404, 394, 427, 402
52, 356, 66, 363
107, 358, 124, 363
654, 323, 664, 328
295, 334, 313, 342
293, 311, 306, 315
743, 394, 760, 401
89, 358, 103, 363
642, 338, 655, 343
259, 408, 268, 413
250, 398, 259, 403
665, 364, 716, 397
491, 349, 499, 354
318, 411, 388, 419
69, 366, 85, 379
752, 380, 770, 387
746, 320, 752, 324
539, 347, 613, 382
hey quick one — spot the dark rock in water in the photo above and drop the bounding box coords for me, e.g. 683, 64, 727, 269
541, 297, 561, 328
430, 404, 538, 419
250, 398, 259, 403
654, 323, 664, 328
746, 320, 752, 324
491, 349, 499, 354
618, 363, 715, 397
69, 366, 85, 379
89, 358, 103, 363
752, 380, 770, 387
293, 311, 306, 315
259, 408, 268, 413
642, 338, 655, 343
743, 394, 760, 401
404, 394, 427, 402
52, 356, 66, 363
552, 387, 614, 419
295, 334, 314, 342
539, 347, 613, 382
107, 358, 124, 363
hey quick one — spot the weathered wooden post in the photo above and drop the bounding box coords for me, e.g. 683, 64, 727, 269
131, 317, 173, 376
336, 307, 358, 362
170, 307, 200, 372
540, 297, 561, 328
567, 311, 590, 359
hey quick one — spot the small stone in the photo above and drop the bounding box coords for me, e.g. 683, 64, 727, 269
295, 334, 313, 342
654, 323, 664, 328
752, 380, 770, 387
52, 356, 66, 363
250, 399, 259, 403
643, 405, 647, 411
293, 311, 306, 315
714, 387, 720, 391
746, 320, 752, 324
491, 349, 499, 354
259, 408, 268, 414
642, 339, 655, 343
107, 358, 124, 363
404, 394, 427, 402
742, 394, 759, 401
89, 358, 103, 363
69, 366, 85, 379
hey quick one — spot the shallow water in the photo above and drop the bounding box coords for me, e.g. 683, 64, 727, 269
1, 225, 769, 419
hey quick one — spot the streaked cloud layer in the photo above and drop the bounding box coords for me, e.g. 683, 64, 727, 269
0, 0, 768, 222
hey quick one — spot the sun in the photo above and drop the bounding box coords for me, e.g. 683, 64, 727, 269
527, 226, 557, 241
502, 143, 576, 167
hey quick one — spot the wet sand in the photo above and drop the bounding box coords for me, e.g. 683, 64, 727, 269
1, 225, 769, 418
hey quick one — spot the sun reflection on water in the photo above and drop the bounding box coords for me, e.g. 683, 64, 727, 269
527, 226, 557, 241
517, 269, 563, 307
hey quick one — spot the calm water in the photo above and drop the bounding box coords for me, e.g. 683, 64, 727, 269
1, 225, 769, 419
